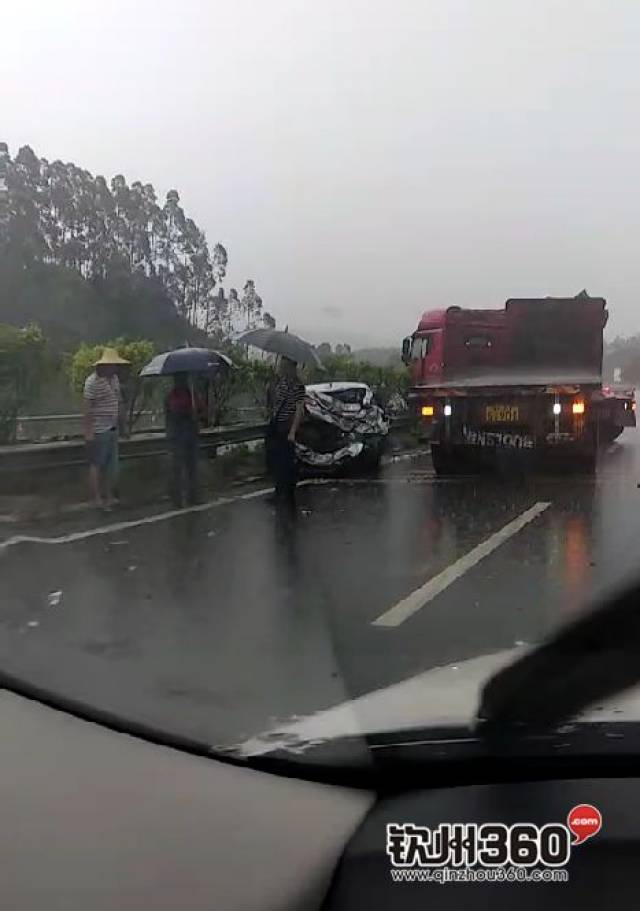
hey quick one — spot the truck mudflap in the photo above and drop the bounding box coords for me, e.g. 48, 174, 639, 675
431, 439, 597, 476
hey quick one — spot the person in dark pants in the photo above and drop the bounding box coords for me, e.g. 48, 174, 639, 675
266, 357, 305, 514
165, 373, 205, 508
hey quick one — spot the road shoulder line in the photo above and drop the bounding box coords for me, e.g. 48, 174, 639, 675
0, 489, 274, 551
0, 478, 342, 552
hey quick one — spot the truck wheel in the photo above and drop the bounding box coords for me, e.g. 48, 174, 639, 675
431, 445, 466, 476
578, 450, 597, 474
598, 424, 613, 446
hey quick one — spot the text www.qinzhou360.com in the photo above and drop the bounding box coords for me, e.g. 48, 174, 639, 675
390, 867, 569, 884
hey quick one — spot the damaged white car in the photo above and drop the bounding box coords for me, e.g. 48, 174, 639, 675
295, 382, 390, 474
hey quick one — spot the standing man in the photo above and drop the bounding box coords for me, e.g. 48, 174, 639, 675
165, 373, 206, 508
83, 347, 129, 510
266, 357, 305, 514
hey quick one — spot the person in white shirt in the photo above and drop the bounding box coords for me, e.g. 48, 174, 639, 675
83, 347, 129, 510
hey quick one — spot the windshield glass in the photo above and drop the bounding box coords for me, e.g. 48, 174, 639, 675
411, 335, 431, 360
2, 1, 640, 765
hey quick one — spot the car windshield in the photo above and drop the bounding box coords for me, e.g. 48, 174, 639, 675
2, 1, 640, 767
326, 388, 367, 405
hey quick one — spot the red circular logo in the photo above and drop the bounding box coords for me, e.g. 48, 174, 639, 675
567, 804, 602, 845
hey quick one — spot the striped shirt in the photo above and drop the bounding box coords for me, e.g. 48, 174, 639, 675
84, 372, 121, 434
272, 376, 305, 431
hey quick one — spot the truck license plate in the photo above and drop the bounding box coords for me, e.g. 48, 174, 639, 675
485, 405, 519, 422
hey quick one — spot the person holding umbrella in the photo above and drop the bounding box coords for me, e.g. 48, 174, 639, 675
266, 357, 306, 513
165, 372, 206, 508
139, 347, 233, 508
83, 347, 130, 510
237, 328, 322, 516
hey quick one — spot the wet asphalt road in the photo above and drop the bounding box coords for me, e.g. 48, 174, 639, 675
1, 432, 640, 748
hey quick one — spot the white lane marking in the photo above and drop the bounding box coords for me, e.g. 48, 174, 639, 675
0, 478, 333, 552
239, 488, 274, 501
0, 449, 431, 545
0, 455, 438, 555
372, 501, 551, 628
0, 496, 243, 551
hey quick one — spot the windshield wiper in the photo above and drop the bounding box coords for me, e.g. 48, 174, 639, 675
477, 578, 640, 734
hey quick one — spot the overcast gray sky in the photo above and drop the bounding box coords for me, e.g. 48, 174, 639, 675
2, 0, 639, 346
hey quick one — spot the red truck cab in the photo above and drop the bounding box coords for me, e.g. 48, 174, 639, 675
404, 307, 509, 388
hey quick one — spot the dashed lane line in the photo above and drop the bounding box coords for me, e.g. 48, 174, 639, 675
371, 501, 552, 628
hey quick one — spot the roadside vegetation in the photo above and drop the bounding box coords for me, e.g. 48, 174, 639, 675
0, 323, 48, 443
604, 337, 640, 385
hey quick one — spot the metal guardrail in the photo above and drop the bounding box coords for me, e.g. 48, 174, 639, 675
0, 416, 412, 474
0, 423, 269, 473
17, 407, 260, 424
14, 407, 264, 443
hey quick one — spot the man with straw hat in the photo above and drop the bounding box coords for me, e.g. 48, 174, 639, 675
83, 347, 129, 510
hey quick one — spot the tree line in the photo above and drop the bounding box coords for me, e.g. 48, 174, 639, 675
0, 140, 409, 441
0, 142, 273, 338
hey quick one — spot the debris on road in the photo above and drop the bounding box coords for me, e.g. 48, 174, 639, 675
47, 590, 63, 607
105, 539, 130, 553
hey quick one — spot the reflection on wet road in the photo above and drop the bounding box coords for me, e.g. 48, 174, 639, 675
1, 433, 640, 746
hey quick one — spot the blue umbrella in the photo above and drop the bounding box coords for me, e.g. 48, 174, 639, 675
140, 347, 234, 377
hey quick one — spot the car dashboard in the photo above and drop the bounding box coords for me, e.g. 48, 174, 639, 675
1, 690, 637, 909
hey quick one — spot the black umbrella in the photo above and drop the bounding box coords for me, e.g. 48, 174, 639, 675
237, 328, 323, 367
140, 348, 234, 377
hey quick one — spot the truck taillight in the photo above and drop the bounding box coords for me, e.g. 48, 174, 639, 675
572, 401, 585, 415
421, 405, 434, 417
